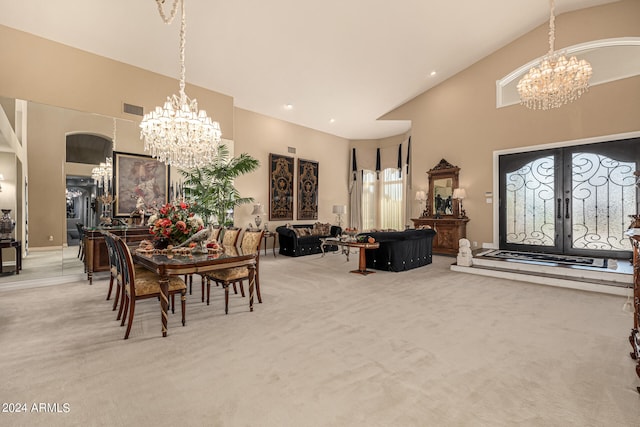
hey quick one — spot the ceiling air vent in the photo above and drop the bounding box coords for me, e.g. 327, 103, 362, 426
123, 103, 144, 117
288, 146, 296, 154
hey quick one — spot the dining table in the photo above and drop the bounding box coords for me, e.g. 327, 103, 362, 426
133, 246, 257, 337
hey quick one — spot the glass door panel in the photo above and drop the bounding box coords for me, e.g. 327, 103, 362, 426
567, 147, 637, 258
500, 149, 562, 252
499, 137, 639, 259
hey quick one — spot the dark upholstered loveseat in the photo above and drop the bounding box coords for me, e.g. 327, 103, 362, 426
357, 229, 437, 272
276, 224, 342, 257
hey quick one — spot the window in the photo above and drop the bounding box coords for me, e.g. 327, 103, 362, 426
381, 168, 404, 230
361, 168, 405, 231
362, 170, 377, 231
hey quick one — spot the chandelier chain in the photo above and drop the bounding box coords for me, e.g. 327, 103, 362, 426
155, 0, 180, 24
178, 0, 186, 99
155, 0, 186, 98
112, 118, 117, 152
141, 0, 222, 169
548, 0, 555, 55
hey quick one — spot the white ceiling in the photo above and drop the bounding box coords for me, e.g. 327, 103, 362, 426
0, 0, 619, 140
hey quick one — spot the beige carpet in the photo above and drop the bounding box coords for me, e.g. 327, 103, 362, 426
0, 253, 639, 426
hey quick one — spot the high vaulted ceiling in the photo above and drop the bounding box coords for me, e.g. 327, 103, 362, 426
0, 0, 619, 140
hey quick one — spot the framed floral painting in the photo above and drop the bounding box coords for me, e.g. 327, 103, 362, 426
113, 152, 169, 217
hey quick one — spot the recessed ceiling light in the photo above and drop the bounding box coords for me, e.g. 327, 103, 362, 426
329, 118, 335, 123
430, 71, 437, 77
284, 103, 293, 110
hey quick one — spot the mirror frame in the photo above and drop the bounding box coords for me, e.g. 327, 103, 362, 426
426, 158, 460, 218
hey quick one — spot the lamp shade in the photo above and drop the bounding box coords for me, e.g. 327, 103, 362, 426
452, 188, 467, 199
251, 203, 265, 215
415, 190, 427, 201
332, 205, 346, 215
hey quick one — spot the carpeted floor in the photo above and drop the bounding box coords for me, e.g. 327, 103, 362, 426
0, 252, 639, 426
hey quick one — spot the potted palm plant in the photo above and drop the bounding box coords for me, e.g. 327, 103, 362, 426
180, 144, 259, 226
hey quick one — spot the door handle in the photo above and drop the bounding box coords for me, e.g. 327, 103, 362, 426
557, 198, 561, 219
565, 198, 570, 219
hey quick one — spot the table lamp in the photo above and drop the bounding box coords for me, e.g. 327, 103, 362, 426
415, 190, 427, 217
332, 205, 346, 227
251, 203, 265, 228
452, 188, 467, 218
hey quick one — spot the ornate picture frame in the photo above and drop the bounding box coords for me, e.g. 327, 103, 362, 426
297, 158, 318, 220
269, 153, 294, 220
113, 151, 170, 217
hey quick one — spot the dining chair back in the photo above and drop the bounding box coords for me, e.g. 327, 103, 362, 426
221, 227, 241, 246
205, 228, 264, 313
185, 225, 225, 297
113, 234, 187, 339
76, 223, 85, 261
102, 232, 121, 310
210, 226, 222, 242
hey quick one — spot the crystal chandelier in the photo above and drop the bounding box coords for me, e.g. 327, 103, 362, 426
91, 118, 116, 192
140, 0, 221, 169
517, 0, 592, 110
91, 157, 112, 190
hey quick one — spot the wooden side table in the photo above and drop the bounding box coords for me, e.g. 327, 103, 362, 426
344, 241, 380, 275
262, 231, 278, 257
0, 239, 22, 274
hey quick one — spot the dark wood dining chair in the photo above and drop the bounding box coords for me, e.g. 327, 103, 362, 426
186, 225, 224, 296
208, 226, 243, 293
76, 223, 85, 261
103, 231, 157, 316
206, 228, 264, 313
113, 234, 187, 339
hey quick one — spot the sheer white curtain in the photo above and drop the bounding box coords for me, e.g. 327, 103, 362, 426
350, 139, 410, 231
380, 168, 405, 230
362, 170, 377, 230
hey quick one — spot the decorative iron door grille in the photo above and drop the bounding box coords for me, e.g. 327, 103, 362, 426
499, 137, 640, 259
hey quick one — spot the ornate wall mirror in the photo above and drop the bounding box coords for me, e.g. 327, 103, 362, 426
426, 159, 460, 218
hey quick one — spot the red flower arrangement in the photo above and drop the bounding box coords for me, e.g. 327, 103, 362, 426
148, 202, 204, 246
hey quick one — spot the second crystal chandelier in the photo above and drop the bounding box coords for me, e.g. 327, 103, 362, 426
517, 0, 593, 110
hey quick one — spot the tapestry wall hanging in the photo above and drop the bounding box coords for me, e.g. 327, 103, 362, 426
297, 158, 318, 220
269, 153, 294, 220
113, 151, 169, 217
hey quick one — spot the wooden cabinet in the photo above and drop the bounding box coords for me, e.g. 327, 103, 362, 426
411, 217, 469, 256
83, 226, 153, 284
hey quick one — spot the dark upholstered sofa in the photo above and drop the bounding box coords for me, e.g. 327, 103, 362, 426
276, 224, 342, 257
357, 229, 437, 272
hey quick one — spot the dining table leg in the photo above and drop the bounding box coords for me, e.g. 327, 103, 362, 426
159, 274, 169, 337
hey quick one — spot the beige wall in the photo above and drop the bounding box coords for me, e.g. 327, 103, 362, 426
382, 0, 640, 247
0, 25, 234, 140
26, 103, 143, 247
234, 108, 350, 233
0, 24, 351, 249
2, 1, 638, 251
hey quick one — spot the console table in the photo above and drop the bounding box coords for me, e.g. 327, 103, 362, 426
0, 239, 21, 274
83, 226, 153, 284
411, 217, 469, 255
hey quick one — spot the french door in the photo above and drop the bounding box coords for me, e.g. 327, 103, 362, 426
499, 137, 640, 258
